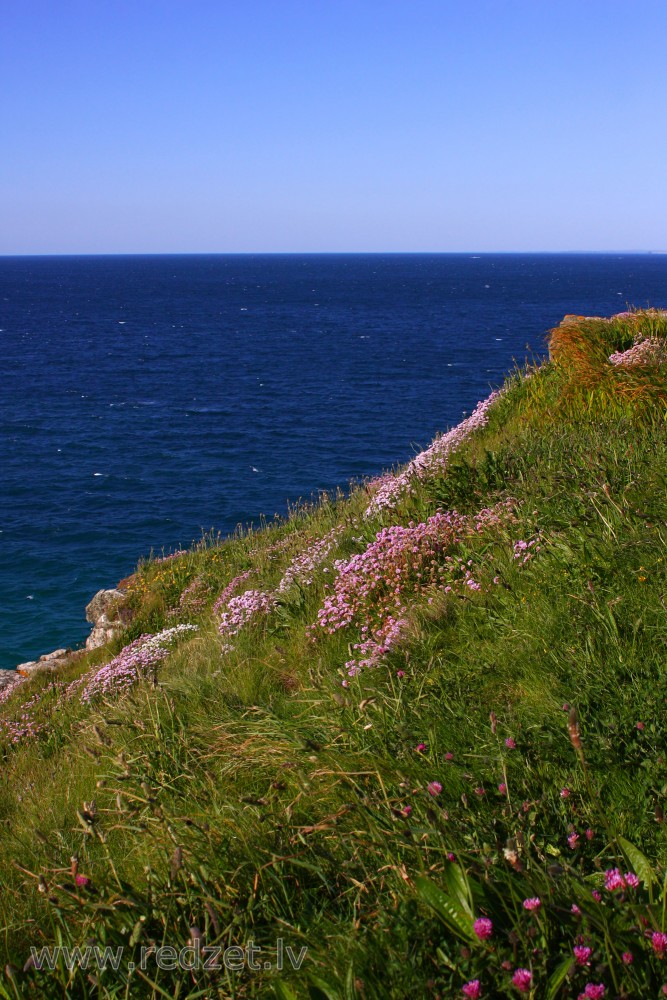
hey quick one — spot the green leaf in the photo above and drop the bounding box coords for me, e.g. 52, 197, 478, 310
435, 947, 458, 972
444, 863, 474, 919
344, 961, 357, 1000
618, 836, 656, 887
415, 875, 475, 941
545, 956, 572, 999
273, 984, 300, 1000
307, 981, 339, 1000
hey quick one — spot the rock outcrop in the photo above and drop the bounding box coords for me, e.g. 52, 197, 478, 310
15, 648, 72, 678
85, 588, 125, 650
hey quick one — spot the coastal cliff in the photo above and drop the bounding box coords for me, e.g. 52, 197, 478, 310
1, 310, 666, 998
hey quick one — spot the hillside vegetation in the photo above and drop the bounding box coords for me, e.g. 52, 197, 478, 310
1, 311, 667, 999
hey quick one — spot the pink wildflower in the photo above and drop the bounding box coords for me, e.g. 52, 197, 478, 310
585, 828, 594, 840
609, 336, 667, 368
604, 868, 625, 891
473, 917, 493, 941
401, 805, 412, 817
636, 721, 645, 730
652, 932, 667, 958
76, 624, 198, 703
511, 968, 532, 993
474, 787, 485, 797
462, 981, 482, 1000
573, 945, 592, 966
592, 890, 602, 903
74, 874, 90, 888
624, 872, 639, 889
505, 738, 516, 749
396, 670, 405, 678
217, 588, 277, 638
427, 781, 442, 796
621, 952, 633, 965
523, 897, 541, 911
277, 526, 342, 593
364, 389, 504, 516
568, 833, 580, 849
445, 752, 454, 760
315, 504, 514, 673
498, 782, 507, 795
571, 904, 581, 915
560, 787, 570, 798
447, 852, 456, 861
578, 986, 605, 1000
415, 743, 427, 752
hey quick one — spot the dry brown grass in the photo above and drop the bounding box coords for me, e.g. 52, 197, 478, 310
546, 309, 667, 410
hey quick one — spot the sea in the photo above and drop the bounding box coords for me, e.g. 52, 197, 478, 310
2, 253, 666, 670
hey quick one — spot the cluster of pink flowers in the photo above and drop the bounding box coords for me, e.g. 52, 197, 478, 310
314, 511, 467, 634
473, 917, 493, 940
72, 624, 198, 703
0, 683, 21, 707
0, 681, 72, 748
344, 614, 409, 677
168, 575, 211, 618
0, 719, 45, 744
153, 550, 187, 563
604, 868, 640, 892
652, 932, 667, 958
574, 944, 592, 966
277, 526, 343, 594
260, 535, 296, 559
513, 537, 541, 565
462, 981, 481, 999
578, 986, 605, 1000
312, 502, 515, 679
609, 336, 667, 368
364, 389, 504, 517
500, 965, 604, 997
0, 702, 46, 745
212, 570, 255, 617
212, 530, 346, 650
523, 897, 541, 911
217, 589, 277, 647
512, 968, 532, 992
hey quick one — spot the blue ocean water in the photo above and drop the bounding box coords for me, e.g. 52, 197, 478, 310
1, 253, 666, 670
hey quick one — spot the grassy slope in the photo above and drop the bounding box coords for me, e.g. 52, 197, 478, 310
1, 312, 667, 999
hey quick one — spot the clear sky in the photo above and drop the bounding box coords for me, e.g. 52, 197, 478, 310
2, 0, 666, 253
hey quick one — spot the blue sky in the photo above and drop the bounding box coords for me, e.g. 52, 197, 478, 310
2, 0, 666, 253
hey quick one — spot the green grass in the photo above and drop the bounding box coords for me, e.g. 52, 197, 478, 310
1, 310, 667, 998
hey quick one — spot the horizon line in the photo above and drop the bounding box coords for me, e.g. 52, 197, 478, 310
1, 249, 665, 258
